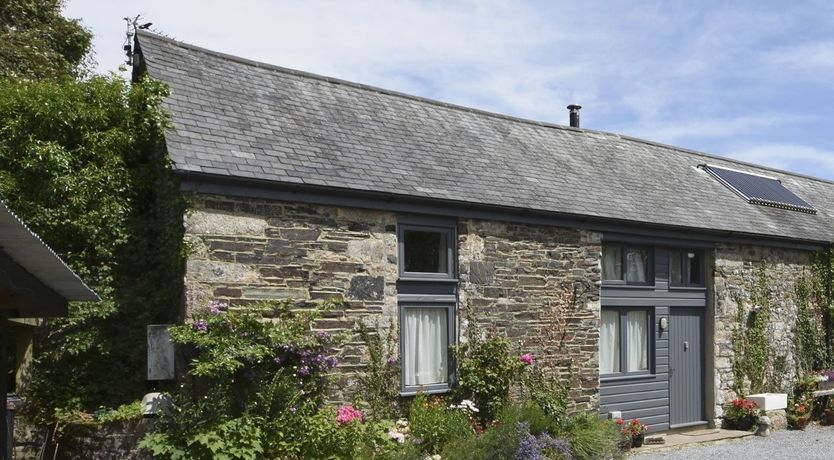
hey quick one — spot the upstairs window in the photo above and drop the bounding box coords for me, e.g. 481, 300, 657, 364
701, 164, 816, 214
602, 245, 652, 285
670, 250, 704, 287
399, 223, 455, 279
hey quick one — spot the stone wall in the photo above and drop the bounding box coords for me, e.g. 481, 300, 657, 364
184, 194, 399, 398
458, 219, 602, 411
712, 243, 814, 423
184, 194, 605, 409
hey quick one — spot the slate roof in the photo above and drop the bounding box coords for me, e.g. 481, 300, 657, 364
135, 31, 834, 244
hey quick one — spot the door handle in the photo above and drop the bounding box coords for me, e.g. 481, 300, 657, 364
684, 341, 689, 351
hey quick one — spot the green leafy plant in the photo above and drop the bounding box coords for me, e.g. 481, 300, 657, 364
730, 261, 772, 395
562, 413, 621, 460
358, 320, 402, 420
520, 364, 571, 429
140, 299, 346, 459
408, 393, 473, 455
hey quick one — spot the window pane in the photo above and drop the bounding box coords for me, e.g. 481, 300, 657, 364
403, 230, 448, 273
602, 246, 623, 281
600, 310, 620, 374
687, 252, 703, 286
626, 248, 649, 283
670, 251, 683, 286
403, 307, 448, 385
625, 310, 648, 372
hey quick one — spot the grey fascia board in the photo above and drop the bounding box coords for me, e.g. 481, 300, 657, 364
177, 173, 830, 251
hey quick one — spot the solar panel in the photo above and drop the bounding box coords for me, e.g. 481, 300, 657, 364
702, 165, 816, 214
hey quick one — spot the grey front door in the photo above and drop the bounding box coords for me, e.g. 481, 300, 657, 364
669, 308, 704, 427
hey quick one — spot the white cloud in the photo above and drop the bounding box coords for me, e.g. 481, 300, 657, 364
62, 0, 834, 180
725, 144, 834, 180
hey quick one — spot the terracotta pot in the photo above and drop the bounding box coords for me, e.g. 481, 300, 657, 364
632, 434, 645, 448
790, 416, 811, 430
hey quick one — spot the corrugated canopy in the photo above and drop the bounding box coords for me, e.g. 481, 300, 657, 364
0, 200, 98, 303
135, 31, 834, 245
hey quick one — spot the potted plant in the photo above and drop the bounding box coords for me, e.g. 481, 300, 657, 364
787, 396, 813, 430
619, 418, 648, 448
722, 398, 762, 431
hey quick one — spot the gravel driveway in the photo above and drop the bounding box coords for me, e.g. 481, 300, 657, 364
637, 425, 834, 459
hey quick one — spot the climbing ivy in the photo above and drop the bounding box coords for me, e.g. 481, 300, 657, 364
0, 74, 186, 421
731, 261, 771, 395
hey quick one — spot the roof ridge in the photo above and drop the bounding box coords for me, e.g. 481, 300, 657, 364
135, 30, 834, 187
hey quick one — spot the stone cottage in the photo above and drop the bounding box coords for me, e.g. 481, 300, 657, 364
132, 31, 834, 432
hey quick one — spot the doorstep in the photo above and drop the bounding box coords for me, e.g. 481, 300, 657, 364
628, 428, 755, 456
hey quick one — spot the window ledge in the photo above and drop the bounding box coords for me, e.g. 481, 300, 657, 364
398, 277, 459, 283
400, 385, 451, 397
601, 283, 656, 289
668, 286, 707, 291
600, 373, 656, 383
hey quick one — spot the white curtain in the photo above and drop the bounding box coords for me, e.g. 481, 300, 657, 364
626, 310, 648, 371
403, 308, 448, 386
626, 249, 647, 283
602, 247, 622, 281
600, 310, 620, 374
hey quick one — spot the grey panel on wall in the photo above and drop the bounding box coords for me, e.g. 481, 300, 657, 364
147, 324, 175, 381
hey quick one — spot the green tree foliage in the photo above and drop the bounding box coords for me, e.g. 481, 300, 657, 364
0, 0, 92, 80
0, 74, 185, 417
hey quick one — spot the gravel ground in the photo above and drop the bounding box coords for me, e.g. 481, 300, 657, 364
637, 424, 834, 460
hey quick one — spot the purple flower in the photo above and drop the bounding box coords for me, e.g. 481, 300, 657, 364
192, 319, 208, 332
316, 331, 330, 340
273, 355, 285, 365
326, 356, 338, 369
513, 422, 572, 460
387, 356, 398, 365
520, 353, 534, 365
297, 366, 311, 377
207, 300, 227, 315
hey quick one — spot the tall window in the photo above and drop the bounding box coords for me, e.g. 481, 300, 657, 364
670, 250, 704, 287
398, 217, 456, 393
600, 308, 651, 376
602, 245, 652, 285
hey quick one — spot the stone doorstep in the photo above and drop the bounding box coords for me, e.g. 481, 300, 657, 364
629, 429, 755, 456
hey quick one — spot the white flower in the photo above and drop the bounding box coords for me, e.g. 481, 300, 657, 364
388, 429, 405, 444
396, 418, 409, 428
451, 399, 479, 413
817, 375, 828, 382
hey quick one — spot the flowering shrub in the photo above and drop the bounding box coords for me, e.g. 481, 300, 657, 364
514, 421, 573, 460
140, 299, 345, 459
722, 398, 762, 430
336, 405, 365, 425
408, 393, 474, 454
454, 333, 525, 421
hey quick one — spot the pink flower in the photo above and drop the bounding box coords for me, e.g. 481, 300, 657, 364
520, 353, 534, 365
335, 405, 364, 425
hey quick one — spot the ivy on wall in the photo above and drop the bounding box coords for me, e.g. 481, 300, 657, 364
0, 74, 186, 420
731, 262, 771, 396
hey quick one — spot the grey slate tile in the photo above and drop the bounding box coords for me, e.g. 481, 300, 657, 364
136, 30, 834, 244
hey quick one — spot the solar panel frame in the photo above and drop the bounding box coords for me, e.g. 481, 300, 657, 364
702, 165, 817, 214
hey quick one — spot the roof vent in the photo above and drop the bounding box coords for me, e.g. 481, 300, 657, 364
567, 104, 582, 128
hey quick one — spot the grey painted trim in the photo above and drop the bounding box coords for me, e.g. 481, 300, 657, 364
600, 307, 654, 378
603, 232, 717, 249
398, 302, 457, 395
397, 294, 457, 303
397, 221, 456, 280
670, 421, 709, 429
0, 251, 68, 318
178, 176, 829, 251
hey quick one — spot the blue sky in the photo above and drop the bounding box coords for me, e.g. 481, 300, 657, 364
65, 0, 834, 181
